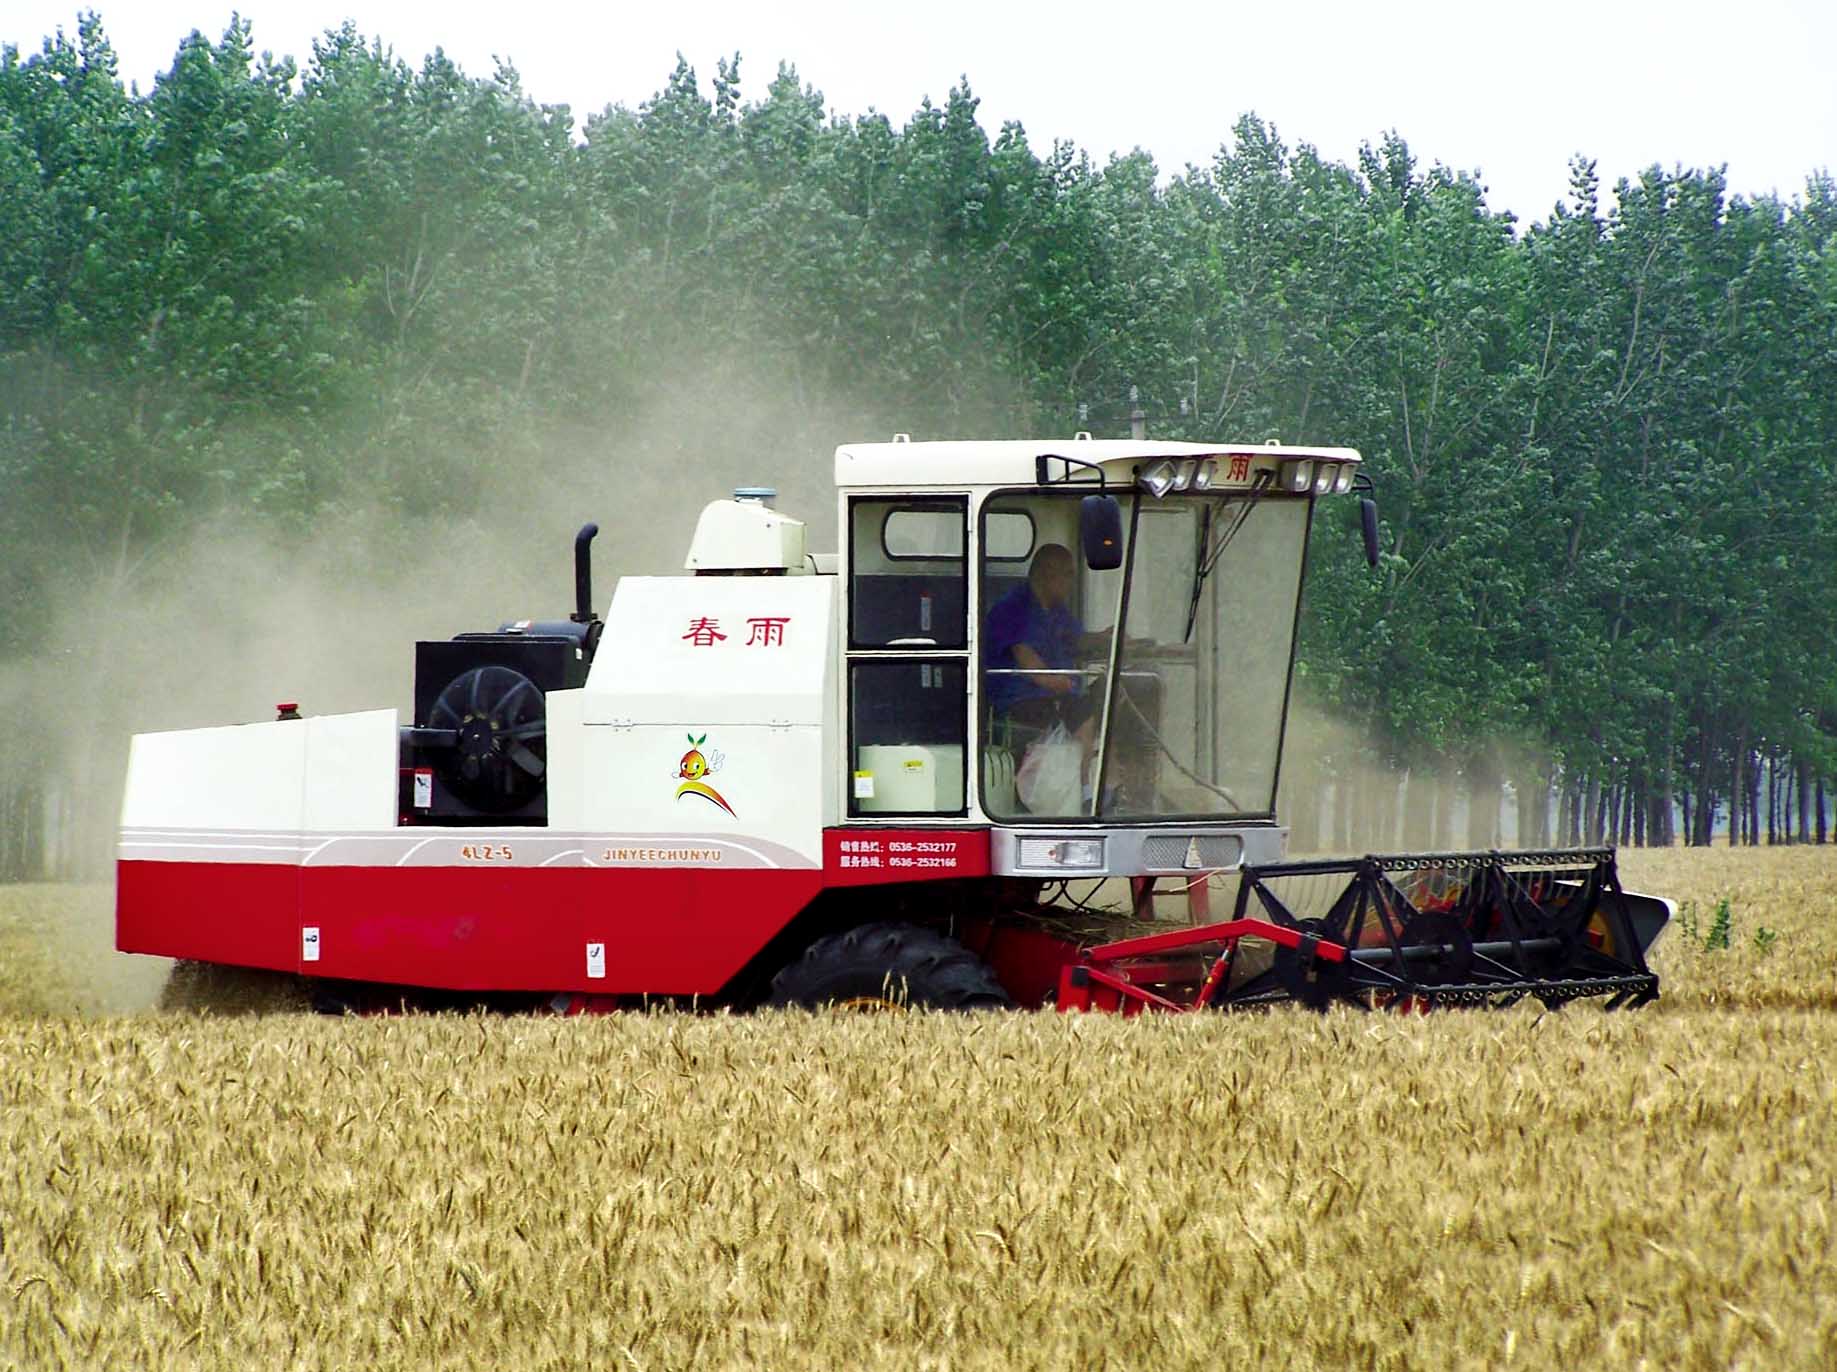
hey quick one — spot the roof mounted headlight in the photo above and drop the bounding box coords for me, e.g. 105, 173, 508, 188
1170, 459, 1198, 492
1280, 460, 1312, 494
1139, 459, 1178, 498
1191, 458, 1217, 491
1312, 464, 1336, 495
1333, 464, 1355, 495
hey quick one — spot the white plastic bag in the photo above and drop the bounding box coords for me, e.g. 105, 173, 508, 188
1015, 723, 1084, 815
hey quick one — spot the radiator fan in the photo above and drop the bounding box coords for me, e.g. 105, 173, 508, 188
426, 665, 546, 812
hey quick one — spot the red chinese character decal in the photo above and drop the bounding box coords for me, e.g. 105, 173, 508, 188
1227, 455, 1251, 481
744, 616, 790, 646
682, 617, 726, 646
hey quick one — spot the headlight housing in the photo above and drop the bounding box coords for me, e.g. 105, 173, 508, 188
1139, 459, 1178, 497
1016, 837, 1106, 870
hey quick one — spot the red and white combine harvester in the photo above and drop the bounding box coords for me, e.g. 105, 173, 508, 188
118, 438, 1670, 1013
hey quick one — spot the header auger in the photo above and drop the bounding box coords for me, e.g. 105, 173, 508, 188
117, 437, 1671, 1015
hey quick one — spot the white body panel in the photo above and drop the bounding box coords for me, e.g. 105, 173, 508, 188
120, 709, 396, 839
121, 718, 309, 835
583, 576, 833, 727
683, 497, 808, 572
577, 572, 838, 850
577, 725, 824, 867
542, 687, 589, 829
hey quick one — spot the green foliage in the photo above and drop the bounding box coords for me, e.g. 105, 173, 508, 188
1676, 896, 1743, 952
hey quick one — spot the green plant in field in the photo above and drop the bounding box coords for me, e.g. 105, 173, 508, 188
1705, 896, 1733, 951
1753, 925, 1780, 956
1674, 896, 1736, 952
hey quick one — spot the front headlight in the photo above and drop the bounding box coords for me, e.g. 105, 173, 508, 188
1312, 464, 1336, 495
1280, 460, 1312, 493
1016, 836, 1106, 870
1332, 464, 1355, 495
1191, 458, 1217, 491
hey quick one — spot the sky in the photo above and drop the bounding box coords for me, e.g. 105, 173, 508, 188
8, 0, 1836, 228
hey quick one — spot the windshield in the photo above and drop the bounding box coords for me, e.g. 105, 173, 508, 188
979, 490, 1310, 822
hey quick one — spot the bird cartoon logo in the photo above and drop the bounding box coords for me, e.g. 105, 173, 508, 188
674, 733, 735, 816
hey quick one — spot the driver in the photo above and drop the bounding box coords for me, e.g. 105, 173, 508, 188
983, 543, 1108, 744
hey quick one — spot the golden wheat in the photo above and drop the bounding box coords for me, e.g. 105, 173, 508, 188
0, 847, 1833, 1370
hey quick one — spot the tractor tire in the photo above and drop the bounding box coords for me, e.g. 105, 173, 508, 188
767, 923, 1013, 1011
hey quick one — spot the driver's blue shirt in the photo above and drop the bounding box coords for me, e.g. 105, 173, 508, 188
984, 585, 1083, 713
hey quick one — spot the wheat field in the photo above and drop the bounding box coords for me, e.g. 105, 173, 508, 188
1, 847, 1834, 1369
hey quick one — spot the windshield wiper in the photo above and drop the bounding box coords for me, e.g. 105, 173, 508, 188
1183, 469, 1274, 642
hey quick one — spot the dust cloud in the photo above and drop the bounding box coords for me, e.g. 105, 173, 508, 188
1278, 695, 1556, 858
0, 337, 896, 1013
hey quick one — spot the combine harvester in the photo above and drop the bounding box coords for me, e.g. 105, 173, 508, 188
118, 438, 1670, 1013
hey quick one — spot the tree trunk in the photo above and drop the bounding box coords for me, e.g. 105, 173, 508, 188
1797, 759, 1811, 844
1656, 693, 1678, 849
1359, 763, 1388, 852
1512, 770, 1531, 849
1692, 718, 1715, 846
1402, 768, 1434, 849
1747, 750, 1762, 849
1287, 747, 1319, 852
1467, 759, 1502, 850
1731, 736, 1747, 846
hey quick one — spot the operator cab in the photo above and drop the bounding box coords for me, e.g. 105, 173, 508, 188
836, 438, 1364, 847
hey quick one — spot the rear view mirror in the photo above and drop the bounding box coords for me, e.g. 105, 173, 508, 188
1360, 498, 1381, 569
1081, 495, 1123, 571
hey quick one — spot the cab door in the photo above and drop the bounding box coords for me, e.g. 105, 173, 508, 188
843, 496, 970, 819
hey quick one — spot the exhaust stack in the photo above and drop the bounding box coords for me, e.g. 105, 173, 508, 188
572, 523, 600, 624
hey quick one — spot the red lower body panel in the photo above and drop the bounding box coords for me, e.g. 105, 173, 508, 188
118, 861, 824, 996
118, 861, 302, 973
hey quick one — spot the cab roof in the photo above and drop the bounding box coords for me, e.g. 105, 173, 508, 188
833, 438, 1362, 489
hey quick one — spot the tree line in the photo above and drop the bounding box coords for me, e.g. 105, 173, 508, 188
2, 15, 1833, 874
